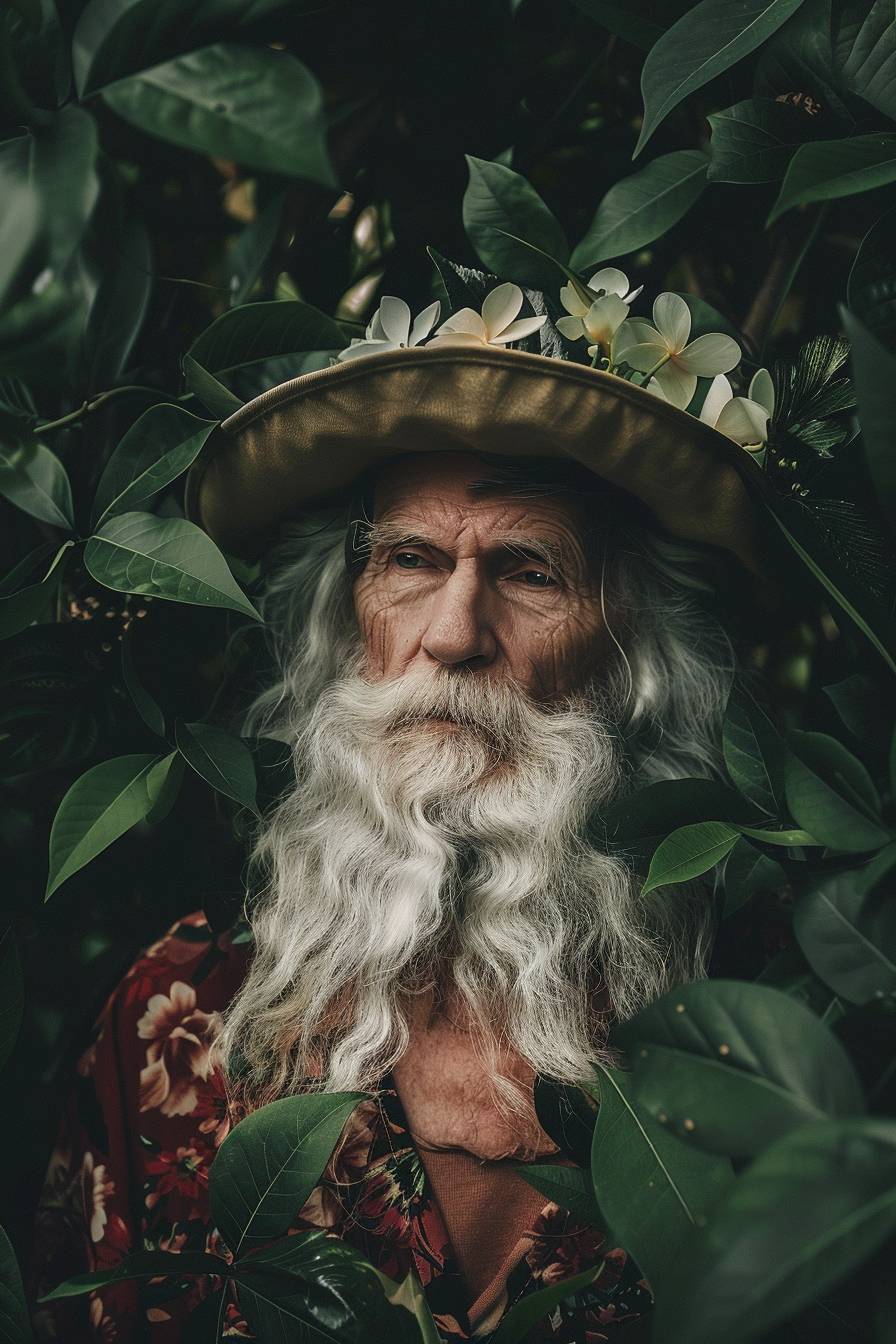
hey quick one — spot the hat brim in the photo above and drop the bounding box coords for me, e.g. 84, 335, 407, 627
183, 344, 771, 573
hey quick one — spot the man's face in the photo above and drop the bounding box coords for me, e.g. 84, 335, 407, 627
353, 453, 610, 699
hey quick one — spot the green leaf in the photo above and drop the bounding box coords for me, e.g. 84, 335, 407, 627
794, 848, 896, 1005
85, 214, 152, 383
514, 1162, 600, 1225
707, 97, 820, 183
188, 300, 347, 374
462, 155, 569, 289
120, 634, 165, 737
642, 822, 740, 895
570, 0, 681, 50
721, 837, 786, 917
570, 150, 708, 270
0, 929, 23, 1074
211, 1092, 367, 1257
374, 1269, 441, 1344
91, 403, 217, 530
490, 1264, 604, 1344
589, 1065, 732, 1301
599, 778, 753, 845
785, 729, 891, 853
722, 688, 787, 816
0, 1220, 36, 1342
0, 540, 74, 641
616, 979, 864, 1158
634, 0, 806, 157
46, 751, 173, 899
182, 354, 243, 418
847, 203, 896, 347
533, 1078, 597, 1166
833, 0, 896, 124
0, 438, 73, 530
653, 1118, 896, 1344
823, 673, 884, 748
143, 750, 184, 826
737, 825, 818, 845
768, 133, 896, 225
840, 309, 896, 535
0, 107, 99, 271
0, 180, 39, 309
39, 1249, 226, 1301
175, 719, 259, 815
103, 44, 336, 186
84, 512, 261, 622
229, 191, 285, 307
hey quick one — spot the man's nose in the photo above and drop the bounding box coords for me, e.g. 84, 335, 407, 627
420, 565, 497, 668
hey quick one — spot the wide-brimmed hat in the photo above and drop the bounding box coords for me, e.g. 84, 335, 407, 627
183, 343, 772, 573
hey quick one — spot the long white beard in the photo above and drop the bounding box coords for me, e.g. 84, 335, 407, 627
217, 660, 706, 1115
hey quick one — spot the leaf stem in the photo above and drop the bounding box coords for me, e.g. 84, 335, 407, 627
37, 386, 162, 433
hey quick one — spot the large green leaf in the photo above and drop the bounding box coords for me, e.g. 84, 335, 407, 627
0, 540, 74, 641
514, 1163, 601, 1225
589, 1066, 732, 1301
721, 838, 786, 917
188, 300, 347, 374
210, 1092, 367, 1256
462, 155, 569, 289
91, 403, 216, 530
489, 1265, 604, 1344
722, 688, 788, 816
840, 309, 896, 534
0, 437, 73, 530
0, 181, 39, 308
0, 930, 23, 1074
642, 821, 740, 895
182, 354, 243, 418
785, 729, 892, 853
103, 44, 336, 186
39, 1249, 226, 1300
768, 133, 896, 224
652, 1118, 896, 1344
794, 847, 896, 1005
73, 0, 313, 95
84, 512, 261, 622
84, 214, 153, 383
175, 719, 259, 815
846, 205, 896, 347
0, 107, 99, 271
571, 151, 708, 270
707, 97, 820, 183
374, 1269, 440, 1344
45, 750, 178, 899
634, 0, 806, 156
615, 979, 864, 1158
0, 1220, 37, 1342
832, 0, 896, 123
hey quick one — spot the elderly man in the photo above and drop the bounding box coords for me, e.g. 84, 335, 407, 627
32, 283, 765, 1342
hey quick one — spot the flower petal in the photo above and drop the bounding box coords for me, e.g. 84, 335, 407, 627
482, 282, 523, 339
616, 340, 668, 373
435, 308, 486, 338
490, 314, 547, 344
625, 284, 645, 303
425, 331, 487, 348
715, 396, 770, 445
582, 294, 629, 345
611, 317, 658, 363
560, 283, 587, 318
336, 339, 392, 362
556, 314, 586, 340
699, 373, 734, 425
675, 332, 741, 376
377, 296, 411, 344
587, 267, 630, 298
652, 360, 696, 409
652, 292, 690, 352
409, 300, 441, 347
748, 366, 775, 416
645, 376, 669, 401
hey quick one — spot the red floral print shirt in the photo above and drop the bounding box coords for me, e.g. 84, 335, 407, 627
30, 914, 651, 1342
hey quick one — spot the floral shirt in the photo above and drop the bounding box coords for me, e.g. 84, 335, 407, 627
31, 913, 652, 1342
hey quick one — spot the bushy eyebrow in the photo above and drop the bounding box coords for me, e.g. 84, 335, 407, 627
363, 521, 569, 572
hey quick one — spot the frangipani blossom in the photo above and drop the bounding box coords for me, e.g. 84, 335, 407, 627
427, 282, 546, 348
337, 296, 441, 362
700, 368, 775, 450
614, 293, 741, 410
557, 267, 642, 357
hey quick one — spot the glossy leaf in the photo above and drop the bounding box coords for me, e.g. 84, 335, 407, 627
120, 634, 165, 738
45, 751, 174, 899
785, 729, 891, 853
84, 214, 153, 382
0, 107, 99, 270
616, 979, 864, 1158
91, 403, 217, 530
634, 0, 806, 156
40, 1249, 226, 1300
571, 151, 708, 270
840, 309, 896, 534
175, 719, 259, 815
103, 44, 336, 186
794, 848, 896, 1004
374, 1269, 441, 1344
589, 1066, 732, 1301
0, 181, 39, 308
707, 97, 818, 183
722, 688, 787, 816
490, 1265, 604, 1344
0, 438, 73, 530
0, 929, 23, 1074
847, 204, 896, 347
515, 1163, 600, 1225
642, 822, 740, 895
653, 1119, 896, 1344
84, 512, 261, 622
823, 673, 884, 749
0, 1220, 37, 1341
211, 1092, 367, 1256
0, 540, 74, 641
833, 0, 896, 123
188, 300, 347, 374
737, 824, 818, 846
228, 192, 286, 307
721, 838, 786, 917
182, 354, 243, 418
768, 134, 896, 224
599, 778, 752, 846
143, 750, 184, 827
463, 155, 569, 289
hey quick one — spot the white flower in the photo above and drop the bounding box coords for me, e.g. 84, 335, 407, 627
612, 293, 741, 410
427, 282, 546, 348
556, 267, 642, 357
700, 368, 775, 450
337, 296, 441, 362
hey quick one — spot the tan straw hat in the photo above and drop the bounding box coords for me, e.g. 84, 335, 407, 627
183, 343, 771, 573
